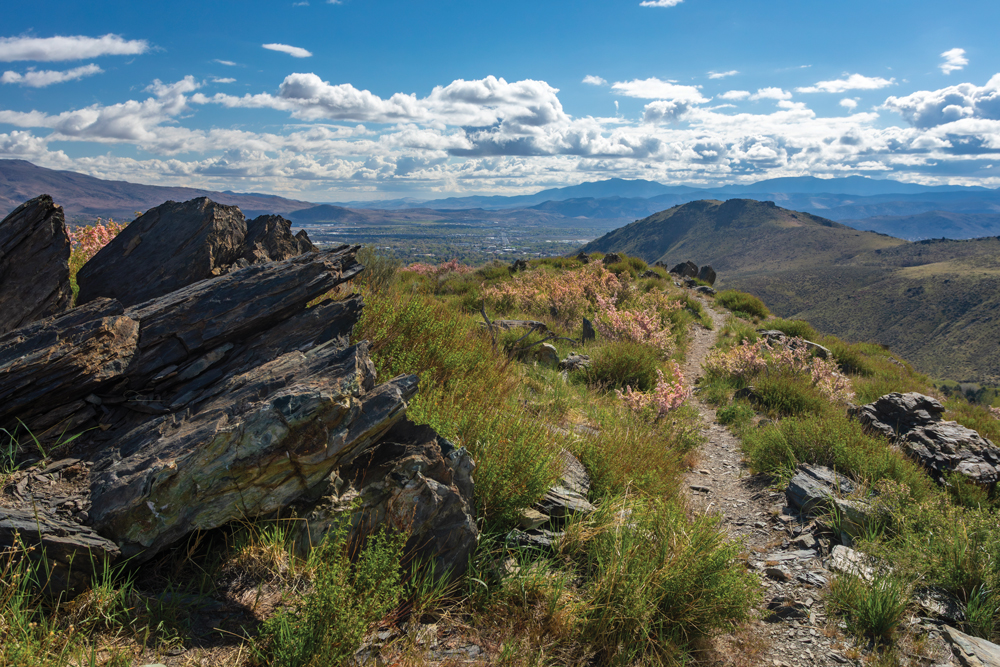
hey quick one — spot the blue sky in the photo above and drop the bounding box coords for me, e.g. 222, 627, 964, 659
2, 0, 999, 201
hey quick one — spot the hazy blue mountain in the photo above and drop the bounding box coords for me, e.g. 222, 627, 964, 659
839, 211, 1000, 240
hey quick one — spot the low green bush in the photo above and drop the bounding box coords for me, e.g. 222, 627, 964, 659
764, 317, 819, 341
827, 572, 909, 644
716, 403, 756, 429
751, 371, 827, 418
715, 290, 770, 320
573, 340, 661, 391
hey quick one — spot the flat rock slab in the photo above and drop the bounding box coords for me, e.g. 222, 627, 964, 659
944, 624, 1000, 667
0, 195, 71, 334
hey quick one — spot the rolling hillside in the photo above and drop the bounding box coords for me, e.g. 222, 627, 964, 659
581, 199, 1000, 383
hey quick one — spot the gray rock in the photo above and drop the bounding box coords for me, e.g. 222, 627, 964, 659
828, 545, 874, 581
695, 285, 717, 295
582, 317, 596, 343
943, 624, 1000, 666
0, 195, 72, 334
639, 269, 660, 279
77, 198, 316, 308
535, 343, 559, 366
916, 587, 966, 625
785, 464, 857, 515
559, 353, 591, 372
290, 419, 478, 580
697, 265, 717, 285
766, 596, 810, 622
506, 528, 562, 549
601, 252, 622, 265
766, 566, 792, 582
851, 392, 1000, 485
575, 251, 590, 264
796, 571, 829, 587
670, 261, 698, 278
518, 508, 549, 530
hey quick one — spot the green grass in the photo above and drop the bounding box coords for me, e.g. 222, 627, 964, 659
828, 572, 909, 644
572, 340, 661, 392
715, 290, 770, 321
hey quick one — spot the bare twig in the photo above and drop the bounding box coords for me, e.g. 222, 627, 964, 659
480, 306, 497, 349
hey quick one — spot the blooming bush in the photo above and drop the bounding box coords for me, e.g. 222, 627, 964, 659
990, 406, 1000, 420
616, 361, 691, 419
705, 337, 855, 403
69, 217, 127, 277
481, 263, 624, 322
405, 259, 474, 277
593, 294, 675, 356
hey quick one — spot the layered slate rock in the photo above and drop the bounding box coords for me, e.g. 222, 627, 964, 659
697, 264, 717, 286
785, 464, 871, 537
850, 392, 1000, 485
943, 624, 1000, 667
0, 244, 429, 578
509, 449, 595, 548
670, 260, 698, 278
77, 198, 316, 307
291, 419, 477, 578
0, 195, 72, 334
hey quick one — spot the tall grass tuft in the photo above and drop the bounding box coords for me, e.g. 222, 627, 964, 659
715, 290, 770, 320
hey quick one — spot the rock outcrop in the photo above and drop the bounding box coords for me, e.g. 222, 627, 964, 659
0, 195, 72, 334
670, 261, 698, 278
943, 624, 1000, 667
697, 265, 717, 286
508, 449, 595, 548
76, 197, 316, 307
850, 393, 1000, 485
785, 464, 871, 538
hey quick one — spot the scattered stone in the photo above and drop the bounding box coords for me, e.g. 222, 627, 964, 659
851, 392, 1000, 485
796, 571, 829, 588
0, 195, 72, 334
689, 484, 712, 493
670, 260, 698, 278
697, 265, 717, 286
639, 269, 660, 279
766, 566, 792, 582
785, 464, 857, 514
559, 353, 591, 372
696, 285, 717, 295
916, 587, 966, 625
791, 534, 817, 549
575, 251, 590, 264
535, 343, 559, 366
601, 252, 622, 265
506, 528, 561, 550
518, 508, 550, 530
766, 596, 810, 622
943, 624, 1000, 667
763, 549, 820, 562
828, 545, 874, 581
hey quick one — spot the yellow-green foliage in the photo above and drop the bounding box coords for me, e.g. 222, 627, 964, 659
715, 289, 770, 320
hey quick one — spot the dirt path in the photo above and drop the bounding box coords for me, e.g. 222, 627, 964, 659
682, 298, 860, 667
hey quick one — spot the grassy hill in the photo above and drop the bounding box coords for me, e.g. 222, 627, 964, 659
581, 199, 1000, 383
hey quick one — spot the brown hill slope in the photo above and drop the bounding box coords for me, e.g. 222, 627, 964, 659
0, 159, 313, 221
581, 199, 1000, 383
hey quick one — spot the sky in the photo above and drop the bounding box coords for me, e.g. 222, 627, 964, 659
2, 0, 999, 202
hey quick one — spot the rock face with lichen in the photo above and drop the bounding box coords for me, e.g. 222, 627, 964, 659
0, 194, 72, 334
0, 196, 477, 596
850, 392, 1000, 485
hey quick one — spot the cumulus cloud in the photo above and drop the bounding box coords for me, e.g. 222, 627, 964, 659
750, 87, 792, 100
940, 48, 968, 75
0, 34, 149, 62
840, 98, 858, 109
719, 90, 750, 100
214, 59, 238, 66
611, 77, 708, 102
882, 75, 1000, 128
708, 70, 739, 79
582, 75, 607, 86
262, 43, 313, 58
212, 77, 236, 84
796, 73, 894, 94
1, 63, 102, 87
640, 0, 683, 6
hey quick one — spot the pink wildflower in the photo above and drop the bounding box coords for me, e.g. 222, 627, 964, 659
616, 361, 692, 418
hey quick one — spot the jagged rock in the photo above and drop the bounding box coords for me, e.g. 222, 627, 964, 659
766, 596, 810, 622
601, 252, 622, 265
559, 353, 591, 372
289, 420, 477, 579
533, 449, 594, 523
696, 285, 716, 295
77, 198, 316, 307
506, 528, 561, 549
670, 261, 698, 278
575, 251, 590, 264
697, 265, 717, 285
757, 330, 831, 359
555, 448, 591, 497
786, 464, 871, 537
828, 545, 874, 581
582, 317, 596, 342
639, 269, 660, 279
684, 277, 699, 288
916, 587, 966, 624
943, 624, 1000, 667
851, 393, 1000, 485
0, 506, 120, 596
0, 195, 72, 334
535, 343, 559, 366
518, 508, 549, 530
796, 571, 829, 588
509, 258, 528, 272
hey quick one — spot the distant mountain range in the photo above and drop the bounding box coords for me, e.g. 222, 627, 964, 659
581, 199, 1000, 384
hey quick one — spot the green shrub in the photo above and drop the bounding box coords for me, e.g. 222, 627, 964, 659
765, 317, 819, 341
256, 526, 405, 667
355, 245, 401, 294
827, 572, 909, 644
717, 403, 756, 429
751, 371, 826, 418
574, 340, 661, 391
716, 316, 760, 350
715, 290, 770, 320
562, 497, 760, 663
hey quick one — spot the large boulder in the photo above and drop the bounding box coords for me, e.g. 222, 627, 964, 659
785, 464, 871, 537
697, 265, 717, 286
670, 260, 698, 278
290, 419, 477, 579
850, 393, 1000, 485
77, 198, 316, 307
0, 195, 72, 334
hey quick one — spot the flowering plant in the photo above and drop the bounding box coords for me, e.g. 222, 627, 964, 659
405, 259, 474, 277
616, 360, 691, 418
69, 217, 127, 277
989, 406, 1000, 420
593, 294, 675, 355
481, 263, 624, 322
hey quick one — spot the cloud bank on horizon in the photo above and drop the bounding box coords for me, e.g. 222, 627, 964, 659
0, 1, 998, 200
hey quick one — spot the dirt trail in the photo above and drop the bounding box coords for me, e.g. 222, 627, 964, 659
682, 298, 859, 667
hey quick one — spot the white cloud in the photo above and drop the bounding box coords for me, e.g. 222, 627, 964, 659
839, 98, 858, 109
214, 59, 238, 67
212, 77, 236, 84
796, 73, 894, 94
639, 0, 683, 6
262, 43, 313, 58
940, 48, 968, 75
582, 75, 607, 86
750, 87, 792, 100
611, 77, 708, 102
293, 1, 309, 5
882, 74, 1000, 128
0, 34, 149, 62
708, 70, 739, 79
719, 90, 750, 100
1, 63, 102, 87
